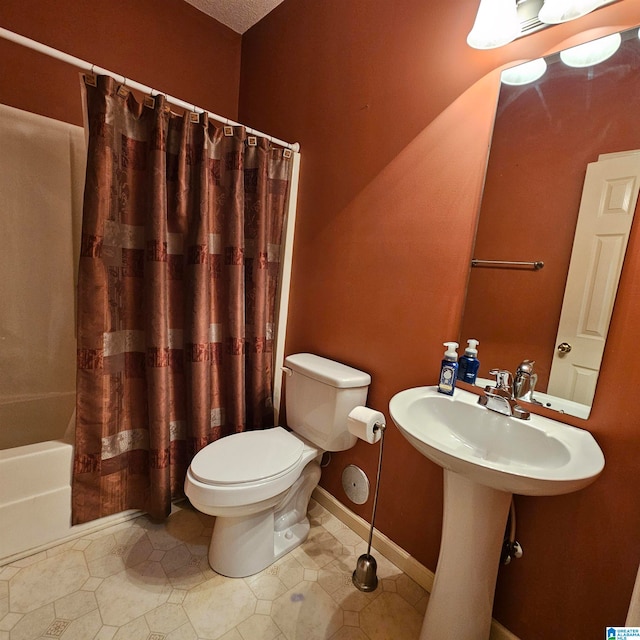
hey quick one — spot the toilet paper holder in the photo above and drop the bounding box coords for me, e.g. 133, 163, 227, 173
347, 406, 385, 444
352, 417, 386, 593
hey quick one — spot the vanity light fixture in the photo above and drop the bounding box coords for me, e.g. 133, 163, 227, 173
501, 57, 548, 84
468, 0, 617, 49
559, 31, 622, 66
501, 30, 622, 84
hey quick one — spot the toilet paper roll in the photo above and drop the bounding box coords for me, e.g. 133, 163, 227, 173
347, 406, 385, 444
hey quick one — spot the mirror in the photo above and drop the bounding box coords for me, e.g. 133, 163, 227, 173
460, 25, 640, 419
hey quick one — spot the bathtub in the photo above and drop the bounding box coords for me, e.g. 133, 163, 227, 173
0, 394, 139, 565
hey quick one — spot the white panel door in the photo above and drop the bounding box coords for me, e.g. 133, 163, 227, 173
547, 151, 640, 405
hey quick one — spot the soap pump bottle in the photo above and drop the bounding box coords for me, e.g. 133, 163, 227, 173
458, 339, 480, 384
438, 342, 459, 396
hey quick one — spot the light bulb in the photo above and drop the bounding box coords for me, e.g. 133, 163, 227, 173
538, 0, 607, 25
559, 32, 621, 68
501, 58, 548, 85
467, 0, 521, 50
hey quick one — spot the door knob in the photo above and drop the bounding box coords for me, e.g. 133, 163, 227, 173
557, 342, 572, 354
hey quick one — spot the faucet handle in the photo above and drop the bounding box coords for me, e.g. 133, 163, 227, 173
516, 359, 535, 375
514, 360, 538, 403
487, 369, 513, 396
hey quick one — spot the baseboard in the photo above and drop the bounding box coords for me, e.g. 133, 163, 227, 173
312, 486, 434, 592
312, 486, 520, 640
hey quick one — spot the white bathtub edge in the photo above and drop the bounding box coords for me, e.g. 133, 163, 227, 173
1, 508, 141, 566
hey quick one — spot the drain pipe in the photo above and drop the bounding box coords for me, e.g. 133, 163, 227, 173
501, 498, 523, 565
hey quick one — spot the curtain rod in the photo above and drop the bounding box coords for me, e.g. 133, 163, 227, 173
0, 26, 300, 152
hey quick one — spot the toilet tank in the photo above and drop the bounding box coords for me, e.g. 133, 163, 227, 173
284, 353, 371, 452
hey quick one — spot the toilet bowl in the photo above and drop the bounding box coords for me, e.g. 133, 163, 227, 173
186, 427, 322, 577
184, 353, 371, 578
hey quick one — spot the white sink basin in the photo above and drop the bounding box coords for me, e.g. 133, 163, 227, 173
389, 386, 604, 496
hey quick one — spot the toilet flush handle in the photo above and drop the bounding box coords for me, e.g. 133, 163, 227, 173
281, 366, 293, 377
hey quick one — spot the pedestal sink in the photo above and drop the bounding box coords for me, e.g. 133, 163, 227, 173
389, 386, 604, 640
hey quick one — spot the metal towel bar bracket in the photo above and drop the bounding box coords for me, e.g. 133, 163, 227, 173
471, 259, 544, 270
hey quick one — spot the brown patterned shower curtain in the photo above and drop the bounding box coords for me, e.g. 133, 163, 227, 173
72, 76, 292, 524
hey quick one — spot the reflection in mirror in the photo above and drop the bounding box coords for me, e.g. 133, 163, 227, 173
461, 26, 640, 419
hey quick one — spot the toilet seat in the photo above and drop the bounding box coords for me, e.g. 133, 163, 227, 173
185, 427, 319, 511
190, 427, 305, 486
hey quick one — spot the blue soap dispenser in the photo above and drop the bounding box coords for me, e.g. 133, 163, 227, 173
438, 342, 459, 396
459, 339, 480, 384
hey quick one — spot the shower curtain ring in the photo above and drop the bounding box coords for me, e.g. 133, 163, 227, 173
84, 64, 98, 87
117, 76, 129, 97
145, 88, 157, 109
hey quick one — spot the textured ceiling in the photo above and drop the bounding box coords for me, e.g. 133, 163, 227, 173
183, 0, 285, 33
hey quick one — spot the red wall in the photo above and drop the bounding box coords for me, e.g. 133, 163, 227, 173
0, 0, 241, 126
239, 2, 640, 638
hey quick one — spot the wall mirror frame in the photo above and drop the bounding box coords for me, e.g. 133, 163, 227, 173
460, 24, 640, 419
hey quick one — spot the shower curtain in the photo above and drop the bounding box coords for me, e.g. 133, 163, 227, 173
72, 76, 292, 524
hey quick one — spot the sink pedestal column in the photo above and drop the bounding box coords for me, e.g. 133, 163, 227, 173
420, 470, 512, 640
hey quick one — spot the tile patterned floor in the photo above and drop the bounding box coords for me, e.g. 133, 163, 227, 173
0, 500, 427, 640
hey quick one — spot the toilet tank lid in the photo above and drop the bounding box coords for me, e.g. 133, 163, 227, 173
285, 353, 371, 388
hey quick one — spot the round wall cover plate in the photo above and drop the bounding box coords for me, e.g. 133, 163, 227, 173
342, 465, 370, 505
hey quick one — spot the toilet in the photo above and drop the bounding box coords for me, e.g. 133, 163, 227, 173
184, 353, 371, 578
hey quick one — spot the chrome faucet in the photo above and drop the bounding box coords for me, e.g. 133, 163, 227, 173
513, 360, 539, 404
478, 368, 530, 420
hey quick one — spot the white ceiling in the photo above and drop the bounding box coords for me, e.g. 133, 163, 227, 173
183, 0, 286, 34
